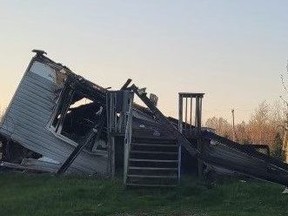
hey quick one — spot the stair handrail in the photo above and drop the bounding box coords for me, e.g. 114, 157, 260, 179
123, 92, 134, 184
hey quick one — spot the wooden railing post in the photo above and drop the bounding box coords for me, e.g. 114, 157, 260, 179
178, 93, 204, 178
123, 93, 134, 185
107, 90, 134, 178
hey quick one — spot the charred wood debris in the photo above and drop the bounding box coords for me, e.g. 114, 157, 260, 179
0, 50, 288, 188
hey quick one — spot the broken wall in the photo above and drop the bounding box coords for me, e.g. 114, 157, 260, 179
0, 55, 108, 175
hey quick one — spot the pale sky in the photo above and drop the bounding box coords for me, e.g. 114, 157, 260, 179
1, 0, 288, 123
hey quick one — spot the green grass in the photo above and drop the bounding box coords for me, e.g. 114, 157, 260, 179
0, 174, 288, 216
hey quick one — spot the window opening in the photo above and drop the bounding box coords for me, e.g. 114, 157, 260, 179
51, 87, 106, 151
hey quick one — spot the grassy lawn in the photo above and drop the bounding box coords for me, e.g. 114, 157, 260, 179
0, 173, 288, 216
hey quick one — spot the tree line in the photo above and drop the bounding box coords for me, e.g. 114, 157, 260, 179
205, 101, 287, 159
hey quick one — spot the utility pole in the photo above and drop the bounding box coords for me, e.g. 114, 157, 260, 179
283, 114, 288, 163
232, 109, 236, 142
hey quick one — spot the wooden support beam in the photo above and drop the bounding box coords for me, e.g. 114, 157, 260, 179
190, 97, 193, 129
57, 115, 105, 175
56, 129, 97, 175
121, 79, 132, 90
130, 85, 199, 157
178, 95, 183, 133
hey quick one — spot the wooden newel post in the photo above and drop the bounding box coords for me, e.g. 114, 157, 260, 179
195, 96, 203, 178
178, 95, 183, 183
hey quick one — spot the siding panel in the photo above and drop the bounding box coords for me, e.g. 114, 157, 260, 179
0, 60, 108, 175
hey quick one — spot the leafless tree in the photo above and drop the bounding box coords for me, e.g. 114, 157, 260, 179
206, 101, 286, 154
205, 117, 233, 138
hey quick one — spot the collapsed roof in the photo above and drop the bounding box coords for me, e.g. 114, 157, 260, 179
1, 50, 288, 188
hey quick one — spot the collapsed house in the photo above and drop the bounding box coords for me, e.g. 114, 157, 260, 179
1, 50, 288, 187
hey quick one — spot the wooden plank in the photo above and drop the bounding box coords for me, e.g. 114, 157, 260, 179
130, 85, 199, 157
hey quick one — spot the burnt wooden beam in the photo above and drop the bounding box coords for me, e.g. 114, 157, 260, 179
121, 79, 132, 90
57, 115, 106, 175
56, 129, 97, 175
130, 84, 199, 157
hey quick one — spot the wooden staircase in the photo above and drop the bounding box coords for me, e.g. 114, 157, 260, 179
120, 85, 205, 187
125, 137, 180, 187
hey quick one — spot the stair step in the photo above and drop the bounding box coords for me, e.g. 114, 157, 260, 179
129, 167, 178, 171
128, 167, 178, 175
133, 138, 177, 144
126, 183, 177, 188
127, 136, 179, 188
130, 150, 177, 155
129, 159, 178, 163
128, 174, 177, 179
132, 143, 177, 147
